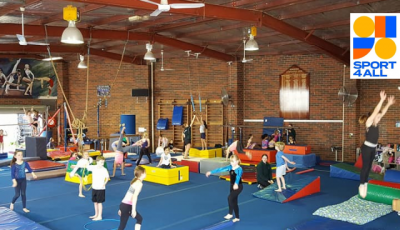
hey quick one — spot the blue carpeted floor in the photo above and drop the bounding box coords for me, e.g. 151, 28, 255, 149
0, 160, 398, 230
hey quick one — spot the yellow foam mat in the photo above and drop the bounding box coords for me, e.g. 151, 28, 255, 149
189, 148, 222, 158
142, 165, 189, 186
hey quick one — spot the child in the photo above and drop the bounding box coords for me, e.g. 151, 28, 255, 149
69, 151, 93, 197
118, 166, 146, 230
288, 136, 296, 145
0, 129, 7, 152
168, 139, 182, 153
182, 116, 196, 159
206, 154, 243, 222
245, 134, 255, 149
10, 151, 37, 213
112, 127, 128, 177
69, 152, 79, 160
157, 147, 175, 168
275, 142, 295, 192
136, 133, 151, 166
196, 115, 207, 150
87, 156, 109, 221
261, 134, 269, 149
47, 137, 55, 149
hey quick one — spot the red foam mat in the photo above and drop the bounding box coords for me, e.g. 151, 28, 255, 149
47, 150, 71, 160
369, 179, 400, 190
28, 160, 65, 170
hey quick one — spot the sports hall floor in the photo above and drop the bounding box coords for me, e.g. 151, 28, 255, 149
0, 158, 398, 230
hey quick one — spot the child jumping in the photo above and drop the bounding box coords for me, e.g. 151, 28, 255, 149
206, 154, 243, 223
118, 166, 146, 230
69, 151, 93, 197
275, 142, 295, 192
87, 156, 109, 221
10, 151, 37, 213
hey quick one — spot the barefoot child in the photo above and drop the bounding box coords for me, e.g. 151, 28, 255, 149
157, 147, 175, 168
206, 154, 243, 223
69, 151, 93, 197
275, 142, 295, 192
10, 151, 37, 213
87, 156, 109, 221
118, 166, 146, 230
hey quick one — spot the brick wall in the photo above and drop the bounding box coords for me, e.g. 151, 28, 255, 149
5, 54, 399, 161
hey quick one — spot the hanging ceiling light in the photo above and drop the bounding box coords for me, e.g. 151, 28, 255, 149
78, 54, 87, 69
144, 43, 155, 60
245, 26, 259, 51
245, 34, 259, 51
61, 5, 84, 44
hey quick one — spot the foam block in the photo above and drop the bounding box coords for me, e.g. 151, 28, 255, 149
189, 148, 222, 158
25, 137, 47, 160
384, 169, 400, 183
0, 152, 8, 159
393, 199, 400, 211
330, 163, 384, 181
200, 158, 230, 176
142, 164, 189, 185
283, 145, 311, 155
181, 158, 202, 173
363, 182, 400, 205
284, 153, 316, 168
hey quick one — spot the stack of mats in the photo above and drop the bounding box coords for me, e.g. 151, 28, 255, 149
26, 160, 66, 180
199, 158, 230, 176
179, 157, 202, 173
330, 163, 384, 181
253, 173, 320, 203
283, 145, 316, 168
0, 207, 50, 229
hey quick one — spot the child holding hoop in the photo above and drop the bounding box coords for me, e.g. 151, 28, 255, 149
69, 151, 93, 197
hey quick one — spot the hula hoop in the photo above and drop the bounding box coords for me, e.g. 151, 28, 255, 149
190, 94, 195, 112
84, 219, 120, 230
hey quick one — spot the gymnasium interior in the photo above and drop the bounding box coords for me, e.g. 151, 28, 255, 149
0, 0, 400, 229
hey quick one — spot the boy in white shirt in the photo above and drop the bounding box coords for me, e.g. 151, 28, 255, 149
87, 156, 109, 221
157, 147, 175, 168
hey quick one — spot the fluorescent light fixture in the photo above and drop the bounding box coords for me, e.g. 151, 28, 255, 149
245, 34, 259, 51
42, 56, 63, 61
78, 55, 87, 69
61, 21, 84, 44
144, 43, 155, 60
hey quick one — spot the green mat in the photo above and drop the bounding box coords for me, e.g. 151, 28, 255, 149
334, 163, 384, 181
313, 195, 393, 225
363, 183, 400, 205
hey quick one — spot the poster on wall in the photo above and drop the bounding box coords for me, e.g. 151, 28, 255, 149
0, 58, 57, 99
279, 65, 310, 119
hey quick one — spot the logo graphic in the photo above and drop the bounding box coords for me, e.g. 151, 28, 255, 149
351, 14, 399, 79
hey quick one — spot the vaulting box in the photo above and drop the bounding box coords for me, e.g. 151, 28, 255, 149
283, 145, 311, 155
142, 165, 189, 186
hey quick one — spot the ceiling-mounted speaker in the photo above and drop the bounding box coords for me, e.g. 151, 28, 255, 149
132, 89, 149, 97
